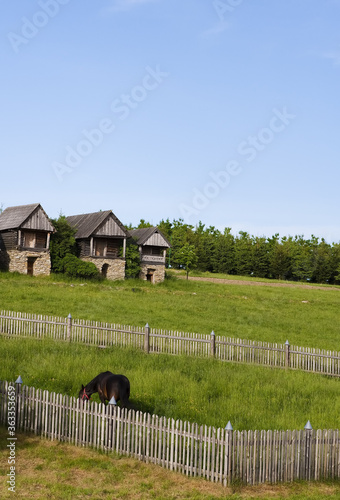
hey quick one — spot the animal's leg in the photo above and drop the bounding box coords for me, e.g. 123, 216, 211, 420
98, 389, 106, 404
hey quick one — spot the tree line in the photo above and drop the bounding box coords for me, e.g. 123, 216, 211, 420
132, 219, 340, 285
49, 215, 340, 284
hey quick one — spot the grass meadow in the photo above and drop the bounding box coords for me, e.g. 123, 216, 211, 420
1, 336, 339, 431
0, 271, 339, 350
1, 271, 340, 498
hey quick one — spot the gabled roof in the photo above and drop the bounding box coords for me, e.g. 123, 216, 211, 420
0, 203, 54, 232
129, 227, 171, 247
66, 210, 128, 239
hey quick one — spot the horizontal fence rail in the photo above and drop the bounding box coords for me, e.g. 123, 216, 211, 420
1, 310, 340, 377
0, 381, 339, 486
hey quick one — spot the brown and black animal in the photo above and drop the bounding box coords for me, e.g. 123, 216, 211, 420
78, 371, 130, 408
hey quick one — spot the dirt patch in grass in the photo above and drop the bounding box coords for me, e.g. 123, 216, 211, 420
182, 276, 340, 291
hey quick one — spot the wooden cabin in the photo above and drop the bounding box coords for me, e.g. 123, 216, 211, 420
129, 227, 171, 283
0, 203, 55, 276
66, 210, 129, 280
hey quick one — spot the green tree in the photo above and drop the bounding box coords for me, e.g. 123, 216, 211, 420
329, 243, 340, 284
335, 264, 340, 284
310, 237, 332, 283
124, 242, 141, 279
169, 219, 195, 269
212, 228, 235, 274
50, 215, 77, 273
252, 236, 270, 278
291, 236, 313, 282
137, 219, 153, 228
234, 231, 253, 276
270, 239, 292, 280
194, 223, 218, 272
177, 244, 198, 279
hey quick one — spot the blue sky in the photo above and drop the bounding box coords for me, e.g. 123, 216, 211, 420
1, 0, 339, 242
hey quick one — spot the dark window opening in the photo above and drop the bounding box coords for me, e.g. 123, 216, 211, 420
144, 246, 163, 256
35, 232, 47, 248
101, 263, 109, 278
107, 240, 120, 258
27, 257, 37, 276
146, 269, 155, 283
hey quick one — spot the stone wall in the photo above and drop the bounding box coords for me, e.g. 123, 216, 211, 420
139, 263, 166, 284
81, 257, 125, 281
1, 250, 51, 276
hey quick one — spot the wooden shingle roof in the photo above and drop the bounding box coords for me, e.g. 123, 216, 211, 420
129, 227, 171, 247
0, 203, 54, 232
66, 210, 128, 239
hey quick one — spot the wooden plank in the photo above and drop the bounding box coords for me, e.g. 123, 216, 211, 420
179, 419, 184, 473
202, 424, 207, 479
194, 423, 198, 478
198, 424, 203, 478
162, 416, 167, 468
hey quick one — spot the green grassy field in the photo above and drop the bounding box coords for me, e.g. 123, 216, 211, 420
0, 271, 339, 351
1, 272, 340, 498
1, 336, 339, 431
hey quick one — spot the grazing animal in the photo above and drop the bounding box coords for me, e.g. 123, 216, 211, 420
79, 371, 130, 408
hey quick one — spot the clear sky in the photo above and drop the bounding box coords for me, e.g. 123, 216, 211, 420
1, 1, 339, 242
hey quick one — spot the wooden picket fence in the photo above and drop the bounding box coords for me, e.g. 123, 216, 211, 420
0, 380, 339, 485
1, 310, 340, 377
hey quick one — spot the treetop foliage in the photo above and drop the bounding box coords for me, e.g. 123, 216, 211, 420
147, 218, 340, 285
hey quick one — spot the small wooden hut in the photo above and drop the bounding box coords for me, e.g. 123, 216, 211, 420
129, 227, 170, 283
0, 203, 55, 276
66, 210, 129, 280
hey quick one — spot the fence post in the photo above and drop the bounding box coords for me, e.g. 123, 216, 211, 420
210, 330, 216, 357
285, 340, 290, 369
144, 323, 150, 354
67, 314, 72, 342
15, 376, 23, 431
304, 420, 313, 480
224, 421, 233, 486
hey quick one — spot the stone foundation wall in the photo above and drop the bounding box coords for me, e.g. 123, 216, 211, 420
82, 257, 125, 281
2, 250, 51, 276
139, 263, 166, 284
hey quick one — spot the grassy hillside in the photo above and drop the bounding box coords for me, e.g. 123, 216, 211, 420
0, 272, 339, 350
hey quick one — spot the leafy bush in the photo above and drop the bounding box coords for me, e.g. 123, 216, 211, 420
124, 242, 141, 279
61, 254, 100, 279
50, 216, 77, 273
